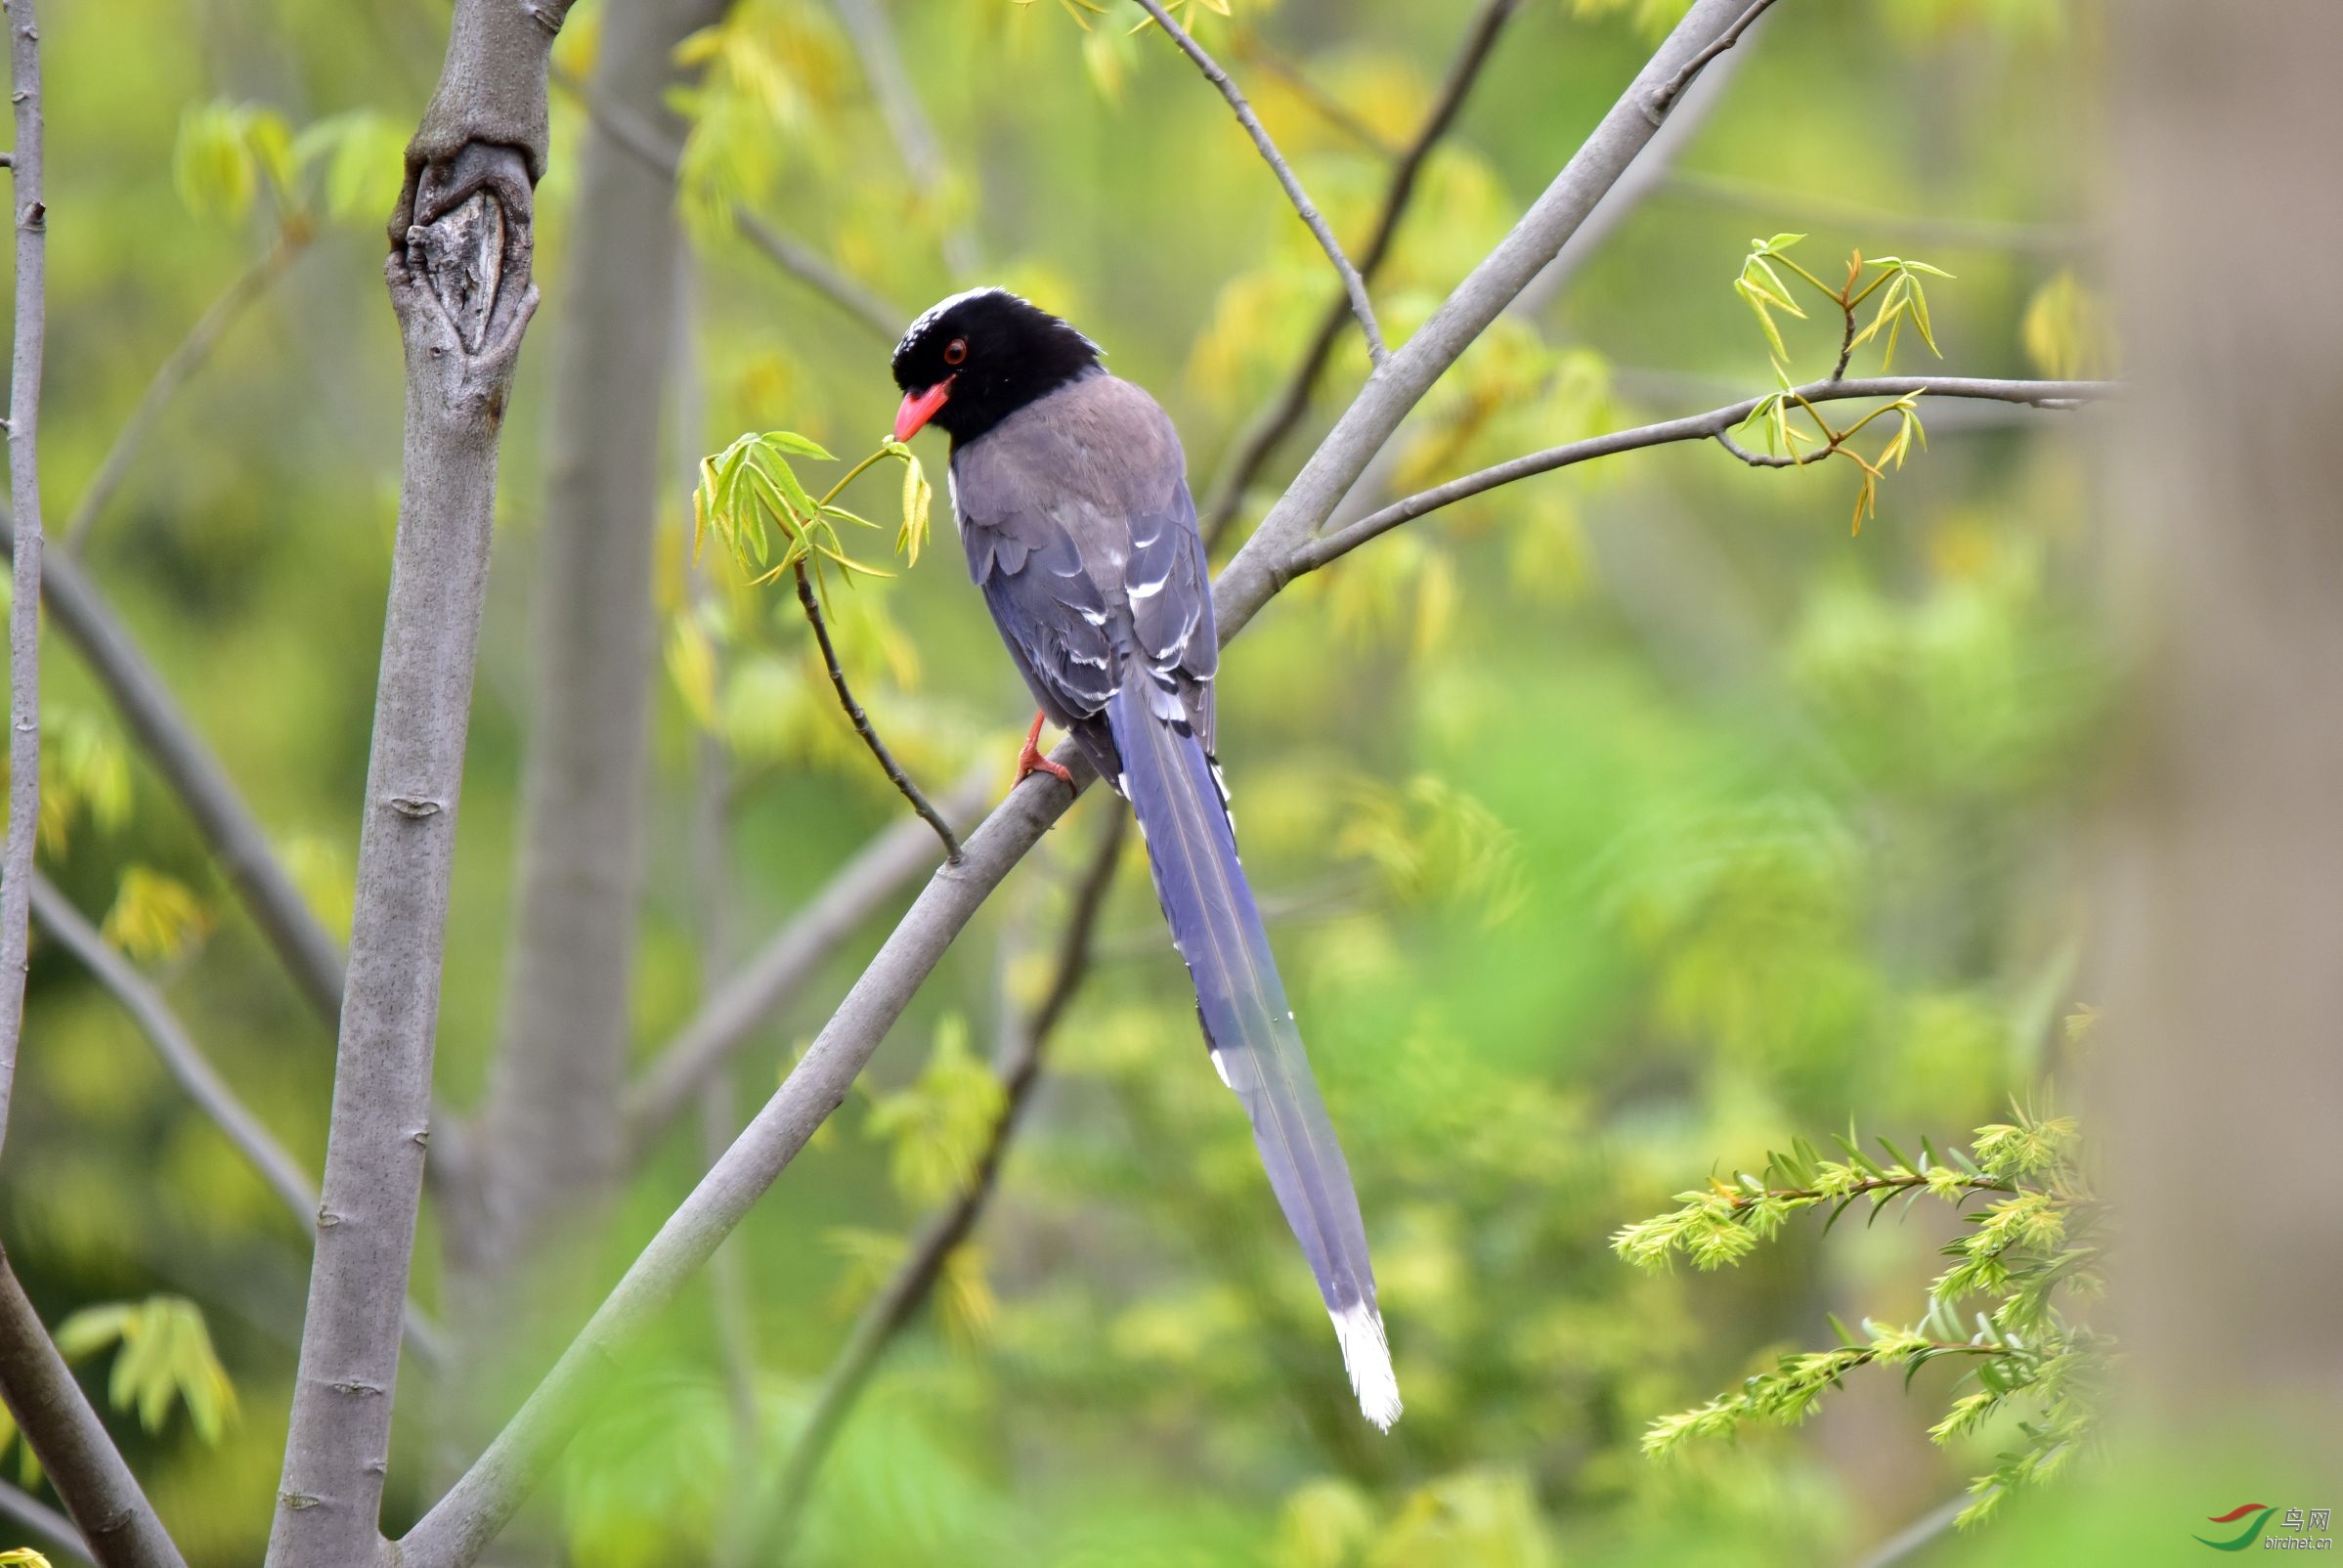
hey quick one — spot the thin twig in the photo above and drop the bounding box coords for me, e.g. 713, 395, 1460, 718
758, 805, 1128, 1554
0, 0, 51, 1163
552, 64, 907, 340
1131, 0, 1389, 366
792, 562, 962, 863
1645, 0, 1781, 123
0, 1247, 189, 1568
1290, 375, 2116, 575
65, 223, 313, 554
1199, 0, 1522, 548
1228, 32, 1401, 156
23, 873, 446, 1368
1844, 1496, 1969, 1568
832, 0, 982, 275
0, 1477, 93, 1565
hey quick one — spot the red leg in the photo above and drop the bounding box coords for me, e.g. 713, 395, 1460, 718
1015, 710, 1075, 788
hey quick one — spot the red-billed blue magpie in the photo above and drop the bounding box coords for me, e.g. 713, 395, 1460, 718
891, 287, 1399, 1429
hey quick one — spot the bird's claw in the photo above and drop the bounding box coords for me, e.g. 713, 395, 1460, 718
1015, 710, 1075, 789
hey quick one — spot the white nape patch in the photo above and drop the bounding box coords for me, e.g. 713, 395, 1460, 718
895, 285, 1011, 357
1329, 1301, 1403, 1431
1208, 1048, 1233, 1088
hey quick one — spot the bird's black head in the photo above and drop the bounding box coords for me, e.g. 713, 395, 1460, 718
890, 288, 1103, 448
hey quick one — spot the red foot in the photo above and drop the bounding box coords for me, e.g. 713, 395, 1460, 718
1015, 710, 1075, 789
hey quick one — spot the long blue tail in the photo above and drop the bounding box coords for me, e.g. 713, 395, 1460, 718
1106, 672, 1399, 1429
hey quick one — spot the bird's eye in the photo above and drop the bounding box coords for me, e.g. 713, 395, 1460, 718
943, 337, 969, 367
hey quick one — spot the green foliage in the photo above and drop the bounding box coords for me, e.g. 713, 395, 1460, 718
1618, 1104, 2104, 1528
102, 866, 214, 964
693, 433, 933, 596
865, 1015, 1009, 1207
2021, 269, 2113, 380
0, 1550, 56, 1568
51, 1296, 239, 1445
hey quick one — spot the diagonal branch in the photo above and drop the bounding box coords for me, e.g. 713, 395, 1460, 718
396, 7, 1829, 1560
0, 1477, 92, 1566
0, 0, 51, 1164
1289, 375, 2117, 574
0, 1249, 187, 1568
793, 563, 961, 862
552, 65, 907, 341
1130, 0, 1388, 367
1199, 0, 1523, 548
757, 805, 1128, 1551
24, 872, 446, 1368
622, 764, 994, 1161
64, 223, 313, 554
1643, 0, 1782, 124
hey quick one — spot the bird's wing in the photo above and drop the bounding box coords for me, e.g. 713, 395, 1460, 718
952, 372, 1212, 765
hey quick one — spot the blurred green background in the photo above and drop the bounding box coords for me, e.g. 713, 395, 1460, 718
0, 0, 2116, 1563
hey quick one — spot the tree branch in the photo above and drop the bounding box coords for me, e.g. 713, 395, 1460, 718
0, 515, 352, 1029
758, 805, 1128, 1552
0, 1476, 92, 1566
395, 7, 1820, 1559
1198, 0, 1523, 548
551, 65, 907, 341
832, 0, 981, 275
267, 3, 569, 1562
1131, 0, 1389, 367
793, 563, 962, 862
1288, 375, 2114, 576
0, 1249, 186, 1568
63, 223, 312, 554
1844, 1496, 1967, 1568
23, 872, 446, 1369
1643, 0, 1780, 124
622, 764, 993, 1160
0, 0, 50, 1163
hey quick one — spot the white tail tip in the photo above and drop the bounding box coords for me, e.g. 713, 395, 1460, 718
1330, 1300, 1402, 1430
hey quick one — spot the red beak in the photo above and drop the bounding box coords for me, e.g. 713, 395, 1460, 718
892, 378, 954, 443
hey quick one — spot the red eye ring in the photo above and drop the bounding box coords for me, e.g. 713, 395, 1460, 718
942, 337, 969, 367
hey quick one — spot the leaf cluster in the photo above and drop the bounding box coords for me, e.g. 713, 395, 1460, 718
1617, 1103, 2103, 1528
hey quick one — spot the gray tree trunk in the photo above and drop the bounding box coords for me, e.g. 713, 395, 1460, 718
442, 0, 730, 1464
2098, 0, 2343, 1431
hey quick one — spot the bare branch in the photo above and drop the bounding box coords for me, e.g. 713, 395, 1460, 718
1844, 1496, 1967, 1568
1130, 0, 1389, 367
832, 0, 982, 274
0, 0, 51, 1163
552, 65, 907, 341
623, 765, 993, 1159
0, 1248, 187, 1568
759, 805, 1128, 1550
268, 3, 570, 1561
1643, 0, 1781, 124
0, 1477, 91, 1566
24, 872, 446, 1369
64, 224, 312, 554
1291, 375, 2116, 574
1200, 0, 1523, 548
397, 8, 1846, 1558
794, 562, 962, 862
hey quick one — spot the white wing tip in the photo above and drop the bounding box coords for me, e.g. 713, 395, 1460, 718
1330, 1300, 1403, 1431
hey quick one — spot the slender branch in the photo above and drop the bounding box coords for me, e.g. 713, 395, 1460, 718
1199, 0, 1523, 548
792, 562, 961, 863
1131, 0, 1389, 367
0, 0, 50, 1163
1290, 375, 2116, 575
0, 1249, 188, 1568
1228, 32, 1400, 156
23, 873, 446, 1369
1644, 0, 1781, 124
622, 765, 991, 1159
832, 0, 982, 275
551, 65, 906, 341
268, 2, 569, 1559
64, 223, 312, 554
759, 805, 1128, 1552
1844, 1496, 1969, 1568
0, 1477, 91, 1566
396, 10, 1808, 1560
